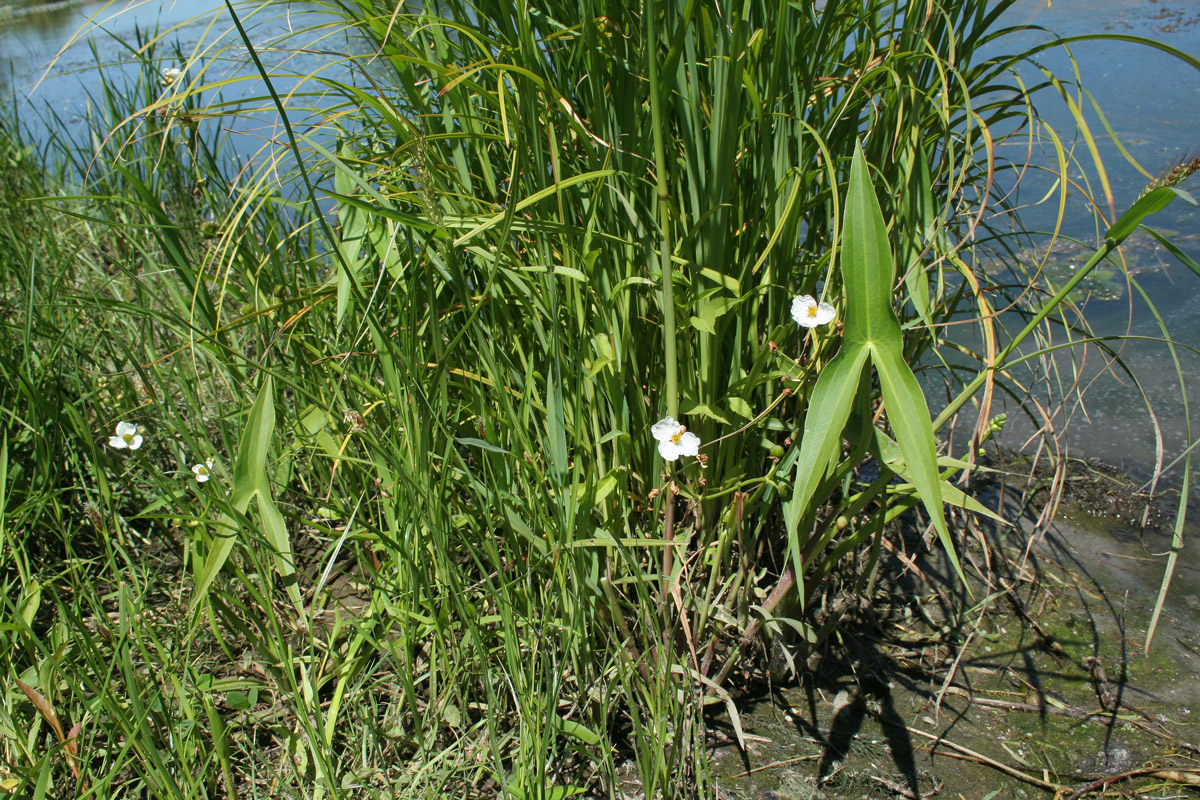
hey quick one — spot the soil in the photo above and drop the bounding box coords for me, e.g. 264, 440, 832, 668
705, 453, 1200, 799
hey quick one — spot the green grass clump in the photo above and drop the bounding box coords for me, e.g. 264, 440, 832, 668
1, 0, 1197, 797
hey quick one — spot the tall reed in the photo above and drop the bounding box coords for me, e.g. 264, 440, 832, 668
1, 0, 1197, 797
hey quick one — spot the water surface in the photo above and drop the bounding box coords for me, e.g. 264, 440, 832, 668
982, 0, 1200, 478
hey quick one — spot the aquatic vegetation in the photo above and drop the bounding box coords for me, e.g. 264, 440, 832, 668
651, 416, 702, 462
191, 459, 213, 482
107, 421, 143, 451
791, 295, 838, 329
0, 0, 1197, 797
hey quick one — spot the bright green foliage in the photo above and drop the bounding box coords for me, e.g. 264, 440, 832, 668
785, 145, 961, 595
193, 376, 303, 615
0, 0, 1198, 798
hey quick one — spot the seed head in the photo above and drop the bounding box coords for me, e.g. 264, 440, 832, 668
1139, 148, 1200, 199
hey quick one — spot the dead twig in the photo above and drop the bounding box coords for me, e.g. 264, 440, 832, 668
1002, 582, 1070, 659
1062, 765, 1200, 799
728, 753, 820, 778
933, 629, 975, 720
711, 567, 796, 689
939, 685, 1173, 740
868, 773, 943, 799
906, 725, 1065, 793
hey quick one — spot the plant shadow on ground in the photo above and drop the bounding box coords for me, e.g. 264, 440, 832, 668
705, 451, 1200, 800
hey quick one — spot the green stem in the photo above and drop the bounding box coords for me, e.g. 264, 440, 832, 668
647, 1, 677, 419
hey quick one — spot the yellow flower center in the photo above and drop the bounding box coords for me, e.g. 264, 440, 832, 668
671, 432, 683, 444
123, 433, 135, 444
806, 305, 818, 318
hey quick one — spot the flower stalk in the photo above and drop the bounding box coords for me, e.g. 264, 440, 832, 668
647, 1, 677, 420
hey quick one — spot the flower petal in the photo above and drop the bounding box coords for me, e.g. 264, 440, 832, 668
127, 434, 143, 451
108, 435, 128, 449
678, 432, 701, 457
658, 438, 682, 461
651, 417, 681, 442
813, 302, 837, 326
115, 421, 138, 437
791, 295, 820, 327
791, 294, 837, 328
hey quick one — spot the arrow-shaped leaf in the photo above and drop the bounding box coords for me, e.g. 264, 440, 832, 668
193, 376, 302, 613
787, 143, 963, 584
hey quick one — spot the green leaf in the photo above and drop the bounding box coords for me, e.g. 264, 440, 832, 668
515, 265, 587, 281
783, 344, 870, 565
901, 143, 933, 324
690, 294, 737, 336
258, 487, 302, 609
1106, 186, 1194, 245
298, 405, 329, 435
870, 428, 1006, 525
873, 344, 959, 578
841, 141, 960, 581
193, 376, 303, 614
727, 395, 754, 420
232, 375, 276, 500
456, 437, 509, 454
841, 144, 898, 348
334, 140, 370, 327
1143, 226, 1200, 280
18, 580, 40, 628
545, 787, 587, 800
192, 532, 234, 615
546, 373, 567, 478
453, 169, 617, 246
593, 472, 618, 505
786, 144, 963, 585
226, 691, 252, 711
556, 717, 601, 746
683, 402, 730, 424
700, 266, 740, 293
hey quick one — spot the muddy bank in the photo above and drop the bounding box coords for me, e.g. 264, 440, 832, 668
707, 457, 1200, 799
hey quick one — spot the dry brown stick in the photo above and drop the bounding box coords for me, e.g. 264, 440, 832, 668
1002, 581, 1070, 659
944, 687, 1089, 718
1063, 766, 1200, 799
906, 725, 1065, 792
729, 753, 821, 778
711, 567, 796, 689
1147, 769, 1200, 786
933, 628, 976, 720
940, 685, 1172, 739
868, 773, 943, 799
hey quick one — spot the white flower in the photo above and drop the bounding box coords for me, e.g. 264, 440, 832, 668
191, 460, 214, 483
791, 294, 837, 328
108, 421, 143, 451
161, 66, 184, 85
651, 416, 700, 462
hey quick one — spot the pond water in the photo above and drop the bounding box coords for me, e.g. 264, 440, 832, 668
0, 1, 201, 75
2, 0, 1198, 484
0, 0, 338, 156
989, 0, 1200, 479
3, 1, 236, 102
